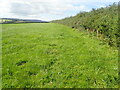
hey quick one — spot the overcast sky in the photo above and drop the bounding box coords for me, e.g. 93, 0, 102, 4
0, 0, 119, 21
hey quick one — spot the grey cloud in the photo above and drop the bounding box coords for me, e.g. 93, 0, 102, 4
9, 1, 88, 20
10, 2, 51, 16
11, 3, 32, 16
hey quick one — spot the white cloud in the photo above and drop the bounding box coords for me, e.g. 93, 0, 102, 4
98, 5, 106, 8
0, 0, 119, 21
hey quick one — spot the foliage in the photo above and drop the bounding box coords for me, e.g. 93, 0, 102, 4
52, 3, 118, 47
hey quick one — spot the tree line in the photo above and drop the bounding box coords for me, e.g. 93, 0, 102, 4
52, 3, 119, 47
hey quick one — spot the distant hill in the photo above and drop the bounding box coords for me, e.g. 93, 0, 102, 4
52, 3, 119, 47
0, 18, 49, 24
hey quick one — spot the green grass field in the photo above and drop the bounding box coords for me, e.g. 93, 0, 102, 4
2, 23, 118, 88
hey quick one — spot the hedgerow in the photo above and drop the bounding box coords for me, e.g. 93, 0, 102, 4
52, 3, 118, 47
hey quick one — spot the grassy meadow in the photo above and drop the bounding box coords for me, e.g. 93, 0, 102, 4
2, 23, 118, 88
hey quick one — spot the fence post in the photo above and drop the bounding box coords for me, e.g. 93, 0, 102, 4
97, 30, 99, 38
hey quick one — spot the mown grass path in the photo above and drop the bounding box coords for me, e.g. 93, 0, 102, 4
2, 23, 118, 88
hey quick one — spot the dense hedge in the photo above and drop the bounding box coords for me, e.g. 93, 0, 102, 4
52, 3, 119, 47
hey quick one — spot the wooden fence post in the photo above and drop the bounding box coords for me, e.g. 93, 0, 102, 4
97, 30, 99, 38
